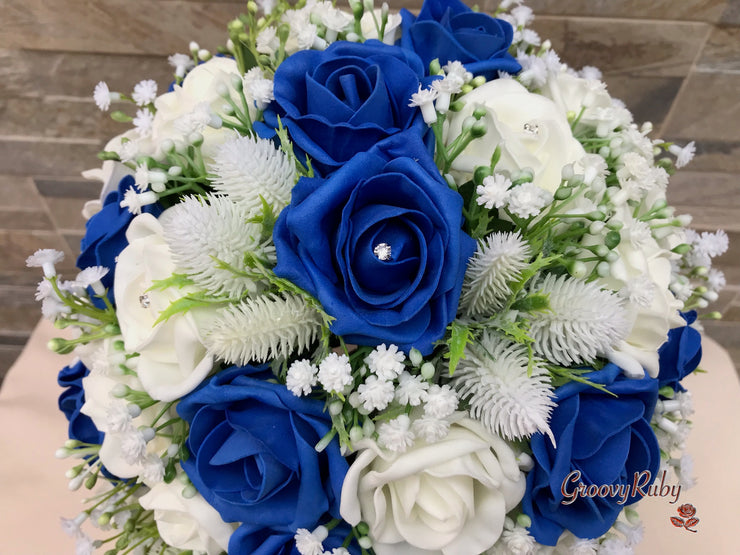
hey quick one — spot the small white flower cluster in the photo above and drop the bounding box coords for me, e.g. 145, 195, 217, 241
294, 525, 354, 555
27, 250, 116, 323
287, 344, 459, 453
475, 171, 555, 220
409, 60, 471, 124
652, 391, 696, 487
376, 383, 458, 452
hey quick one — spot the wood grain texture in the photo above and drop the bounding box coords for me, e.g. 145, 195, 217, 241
1, 0, 243, 55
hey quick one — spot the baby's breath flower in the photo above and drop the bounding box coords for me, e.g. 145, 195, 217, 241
317, 352, 353, 394
256, 27, 279, 55
286, 359, 318, 396
120, 430, 148, 465
500, 523, 535, 554
506, 182, 552, 219
377, 414, 415, 452
707, 268, 726, 292
394, 371, 429, 406
105, 402, 133, 433
598, 536, 632, 555
411, 415, 450, 443
141, 454, 165, 485
133, 108, 154, 137
357, 375, 394, 412
295, 526, 326, 555
245, 76, 274, 111
119, 187, 158, 215
477, 174, 511, 209
132, 79, 158, 106
26, 248, 65, 278
408, 85, 439, 125
168, 53, 195, 78
365, 344, 405, 380
424, 384, 458, 419
74, 266, 109, 296
443, 61, 471, 82
669, 141, 696, 168
93, 81, 119, 111
695, 229, 729, 258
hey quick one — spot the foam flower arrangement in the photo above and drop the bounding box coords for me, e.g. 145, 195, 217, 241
29, 1, 728, 554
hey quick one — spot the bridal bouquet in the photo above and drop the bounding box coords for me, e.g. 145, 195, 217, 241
28, 0, 728, 553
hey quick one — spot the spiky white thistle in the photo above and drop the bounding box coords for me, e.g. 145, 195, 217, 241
452, 331, 555, 443
528, 273, 630, 366
203, 293, 322, 364
460, 232, 531, 316
160, 194, 271, 299
209, 135, 296, 217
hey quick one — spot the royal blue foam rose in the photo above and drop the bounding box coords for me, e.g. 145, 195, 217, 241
522, 363, 660, 545
273, 131, 476, 355
657, 310, 702, 392
263, 40, 431, 175
77, 175, 162, 306
400, 0, 521, 79
177, 364, 348, 531
228, 522, 360, 555
58, 360, 104, 446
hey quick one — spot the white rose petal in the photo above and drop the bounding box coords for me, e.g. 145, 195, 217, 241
139, 480, 236, 555
445, 79, 585, 194
140, 57, 249, 161
341, 417, 526, 555
114, 213, 215, 401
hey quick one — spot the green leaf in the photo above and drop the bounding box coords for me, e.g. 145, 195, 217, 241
495, 317, 534, 346
147, 273, 195, 292
153, 293, 225, 326
110, 110, 133, 123
511, 293, 550, 313
246, 196, 277, 242
445, 321, 473, 376
548, 365, 617, 396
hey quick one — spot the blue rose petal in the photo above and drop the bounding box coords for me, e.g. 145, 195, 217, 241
177, 365, 347, 531
522, 362, 661, 544
400, 0, 521, 79
273, 131, 475, 354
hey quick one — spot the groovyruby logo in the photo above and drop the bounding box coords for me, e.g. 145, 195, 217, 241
670, 503, 699, 533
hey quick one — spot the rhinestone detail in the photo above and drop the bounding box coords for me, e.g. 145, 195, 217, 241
373, 243, 392, 261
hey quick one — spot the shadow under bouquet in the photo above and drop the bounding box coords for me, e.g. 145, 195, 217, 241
29, 0, 728, 553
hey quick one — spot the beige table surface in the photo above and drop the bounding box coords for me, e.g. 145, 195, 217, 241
1, 320, 738, 554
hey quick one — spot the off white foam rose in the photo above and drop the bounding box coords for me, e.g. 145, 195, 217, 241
80, 372, 174, 479
114, 212, 214, 401
444, 79, 585, 194
592, 204, 684, 378
340, 417, 526, 555
134, 56, 250, 161
139, 479, 236, 555
540, 69, 614, 126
